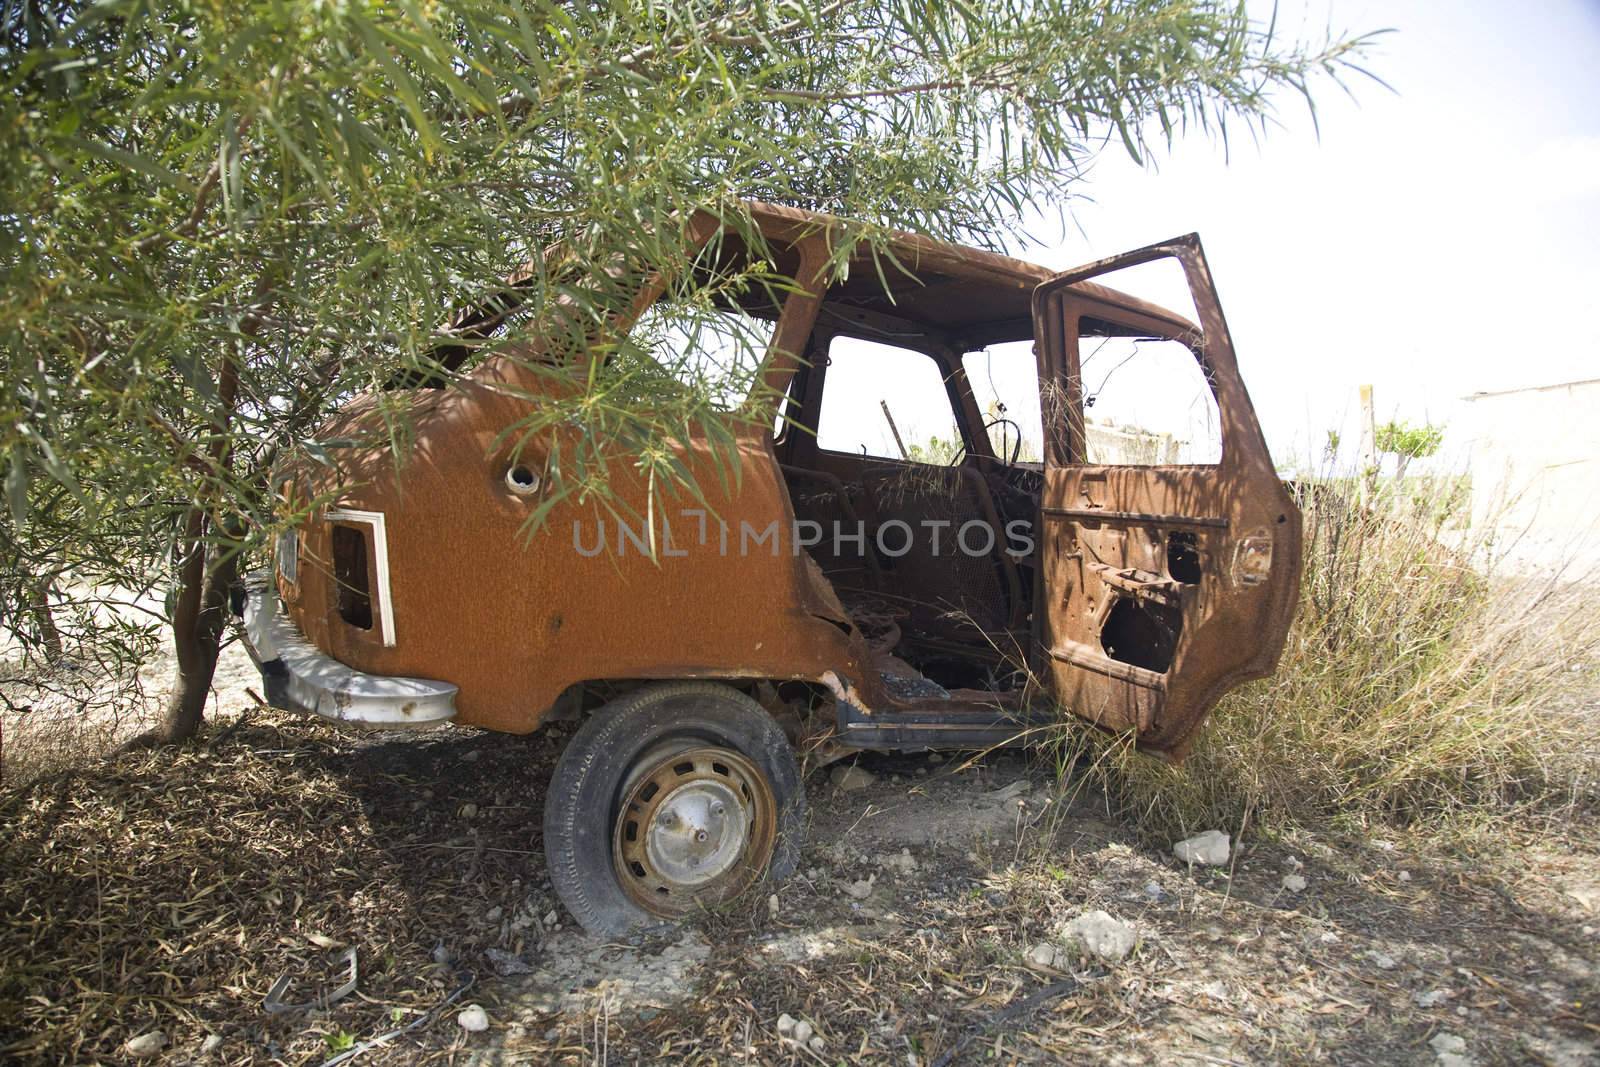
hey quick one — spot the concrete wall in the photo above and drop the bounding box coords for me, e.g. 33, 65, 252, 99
1458, 378, 1600, 565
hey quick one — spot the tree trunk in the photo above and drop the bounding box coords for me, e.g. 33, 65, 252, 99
26, 577, 63, 665
122, 274, 260, 751
153, 511, 242, 745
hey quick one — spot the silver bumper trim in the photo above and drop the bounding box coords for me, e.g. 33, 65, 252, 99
243, 585, 457, 728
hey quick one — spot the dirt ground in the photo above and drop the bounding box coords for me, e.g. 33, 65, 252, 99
2, 698, 1596, 1066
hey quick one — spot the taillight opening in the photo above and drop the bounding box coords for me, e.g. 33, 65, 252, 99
331, 524, 373, 631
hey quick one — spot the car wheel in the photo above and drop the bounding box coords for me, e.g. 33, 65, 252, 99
543, 681, 804, 937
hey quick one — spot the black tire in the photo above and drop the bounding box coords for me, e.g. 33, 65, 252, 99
543, 681, 804, 937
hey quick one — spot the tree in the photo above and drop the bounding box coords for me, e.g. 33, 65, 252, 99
1375, 418, 1445, 482
0, 1, 1379, 745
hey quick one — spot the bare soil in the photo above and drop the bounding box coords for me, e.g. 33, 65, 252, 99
1, 708, 1596, 1065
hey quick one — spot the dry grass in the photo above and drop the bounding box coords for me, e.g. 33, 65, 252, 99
0, 714, 559, 1064
1060, 479, 1600, 840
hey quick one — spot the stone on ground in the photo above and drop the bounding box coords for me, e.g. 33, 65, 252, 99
830, 764, 876, 792
1430, 1031, 1474, 1066
1061, 910, 1137, 963
1172, 830, 1230, 866
457, 1004, 490, 1032
1025, 942, 1060, 969
124, 1032, 168, 1058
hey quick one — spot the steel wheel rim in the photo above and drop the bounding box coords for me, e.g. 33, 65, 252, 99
613, 744, 776, 916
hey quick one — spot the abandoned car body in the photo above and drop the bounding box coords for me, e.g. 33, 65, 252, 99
241, 203, 1302, 935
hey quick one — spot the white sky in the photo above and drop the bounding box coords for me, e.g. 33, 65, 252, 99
1009, 0, 1600, 470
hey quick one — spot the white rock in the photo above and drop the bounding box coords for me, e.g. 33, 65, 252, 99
792, 1020, 814, 1045
1399, 870, 1412, 883
457, 1004, 490, 1032
1173, 830, 1230, 866
543, 910, 559, 927
124, 1032, 168, 1058
1285, 855, 1304, 870
768, 893, 780, 919
1282, 874, 1308, 893
776, 1013, 798, 1038
1026, 942, 1059, 969
1415, 988, 1451, 1008
830, 764, 876, 791
809, 1035, 826, 1053
1062, 910, 1137, 963
199, 1033, 223, 1056
1369, 951, 1398, 970
1430, 1031, 1474, 1066
459, 802, 478, 819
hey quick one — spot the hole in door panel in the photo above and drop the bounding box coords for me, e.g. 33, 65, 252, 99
1167, 531, 1202, 584
1101, 597, 1180, 673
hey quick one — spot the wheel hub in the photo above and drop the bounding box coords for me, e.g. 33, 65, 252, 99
613, 745, 776, 916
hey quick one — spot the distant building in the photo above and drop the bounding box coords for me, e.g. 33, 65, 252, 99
1458, 378, 1600, 562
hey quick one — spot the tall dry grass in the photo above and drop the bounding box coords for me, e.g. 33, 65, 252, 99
1058, 476, 1600, 838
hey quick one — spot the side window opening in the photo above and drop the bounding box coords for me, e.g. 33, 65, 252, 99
622, 304, 779, 411
1077, 327, 1222, 465
961, 341, 1044, 464
816, 337, 960, 463
771, 366, 798, 441
331, 524, 373, 631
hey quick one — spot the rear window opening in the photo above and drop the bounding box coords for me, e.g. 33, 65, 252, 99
331, 524, 373, 630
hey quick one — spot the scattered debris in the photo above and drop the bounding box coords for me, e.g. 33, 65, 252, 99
485, 947, 535, 977
1172, 830, 1230, 866
989, 779, 1032, 803
880, 848, 917, 874
844, 875, 876, 900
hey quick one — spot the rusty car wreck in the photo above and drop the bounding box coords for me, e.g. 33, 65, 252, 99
240, 203, 1302, 935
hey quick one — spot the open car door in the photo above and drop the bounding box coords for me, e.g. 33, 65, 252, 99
1031, 234, 1302, 759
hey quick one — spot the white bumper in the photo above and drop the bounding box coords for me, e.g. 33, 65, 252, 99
242, 585, 458, 728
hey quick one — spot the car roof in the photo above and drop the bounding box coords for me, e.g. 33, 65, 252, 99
742, 200, 1198, 344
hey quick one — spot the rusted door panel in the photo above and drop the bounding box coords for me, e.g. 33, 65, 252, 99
1033, 236, 1302, 758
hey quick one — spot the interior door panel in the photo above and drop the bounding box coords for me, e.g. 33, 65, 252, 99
1033, 236, 1302, 759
